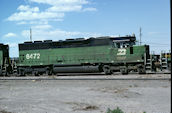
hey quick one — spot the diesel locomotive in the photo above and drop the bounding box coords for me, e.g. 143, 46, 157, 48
0, 35, 171, 76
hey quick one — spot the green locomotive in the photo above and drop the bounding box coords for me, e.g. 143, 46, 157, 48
17, 35, 150, 75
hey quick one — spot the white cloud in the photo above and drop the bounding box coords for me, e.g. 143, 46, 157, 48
3, 33, 17, 38
47, 5, 82, 12
17, 21, 27, 25
17, 20, 49, 25
83, 7, 97, 12
7, 11, 64, 21
21, 27, 101, 41
32, 24, 52, 30
17, 5, 39, 12
7, 0, 96, 24
29, 0, 89, 5
22, 29, 81, 41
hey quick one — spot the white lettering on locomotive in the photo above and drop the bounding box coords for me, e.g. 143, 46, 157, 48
26, 53, 40, 59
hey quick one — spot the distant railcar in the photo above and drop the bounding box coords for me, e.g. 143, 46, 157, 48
0, 43, 11, 75
17, 35, 150, 75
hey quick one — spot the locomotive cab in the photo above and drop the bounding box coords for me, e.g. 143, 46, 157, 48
106, 36, 150, 74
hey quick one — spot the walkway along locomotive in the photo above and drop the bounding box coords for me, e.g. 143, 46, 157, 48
0, 35, 171, 76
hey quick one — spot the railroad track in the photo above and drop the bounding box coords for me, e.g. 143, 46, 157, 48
0, 78, 170, 80
0, 71, 171, 77
0, 72, 171, 80
0, 76, 170, 81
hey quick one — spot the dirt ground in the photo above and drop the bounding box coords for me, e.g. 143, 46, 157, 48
0, 74, 171, 113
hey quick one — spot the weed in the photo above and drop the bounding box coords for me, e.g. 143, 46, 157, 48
106, 107, 124, 113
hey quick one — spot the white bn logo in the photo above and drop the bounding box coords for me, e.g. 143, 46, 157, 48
117, 49, 126, 55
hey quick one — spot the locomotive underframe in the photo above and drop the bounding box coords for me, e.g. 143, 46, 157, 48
17, 61, 145, 76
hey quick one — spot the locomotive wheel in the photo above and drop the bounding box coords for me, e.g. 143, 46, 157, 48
45, 70, 52, 75
103, 65, 112, 75
45, 70, 49, 75
21, 72, 26, 76
2, 72, 7, 76
48, 69, 53, 75
137, 68, 145, 74
19, 70, 25, 76
120, 68, 128, 75
137, 65, 146, 74
32, 71, 39, 76
35, 71, 39, 76
48, 71, 52, 75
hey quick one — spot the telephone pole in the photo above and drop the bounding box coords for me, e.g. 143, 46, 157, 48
139, 27, 142, 45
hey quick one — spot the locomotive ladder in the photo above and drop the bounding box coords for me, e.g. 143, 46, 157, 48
11, 59, 17, 74
1, 58, 8, 76
160, 53, 169, 72
145, 54, 153, 73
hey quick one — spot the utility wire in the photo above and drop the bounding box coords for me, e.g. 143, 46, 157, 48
142, 42, 170, 45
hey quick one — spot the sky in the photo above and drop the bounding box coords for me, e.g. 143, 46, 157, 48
0, 0, 170, 57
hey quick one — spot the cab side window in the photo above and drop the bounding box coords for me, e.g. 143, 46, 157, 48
116, 43, 120, 48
